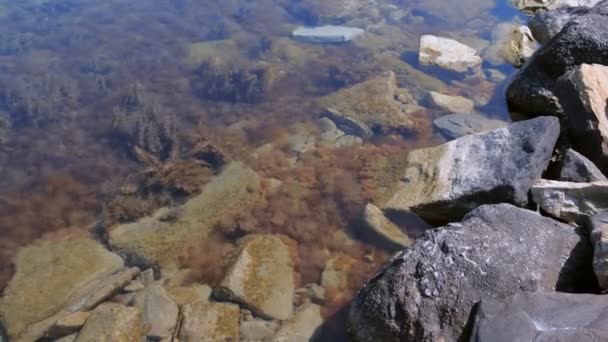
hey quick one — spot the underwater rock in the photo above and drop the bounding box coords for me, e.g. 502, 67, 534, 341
45, 311, 91, 340
587, 211, 608, 289
528, 6, 587, 44
470, 292, 608, 342
383, 117, 559, 223
559, 148, 608, 182
319, 71, 418, 135
167, 284, 212, 307
178, 302, 240, 342
418, 35, 482, 73
348, 204, 595, 342
513, 0, 601, 13
531, 179, 608, 224
0, 234, 124, 340
555, 63, 608, 171
74, 303, 142, 342
109, 162, 263, 270
271, 303, 323, 342
286, 0, 376, 23
214, 234, 295, 320
133, 284, 178, 340
428, 91, 475, 113
484, 24, 537, 67
433, 113, 508, 139
240, 318, 279, 342
362, 203, 412, 249
292, 25, 364, 43
414, 0, 495, 26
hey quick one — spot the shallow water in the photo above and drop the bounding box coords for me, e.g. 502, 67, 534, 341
0, 0, 525, 339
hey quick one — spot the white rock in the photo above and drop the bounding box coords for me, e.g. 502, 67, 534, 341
429, 92, 475, 113
419, 35, 482, 73
293, 25, 364, 43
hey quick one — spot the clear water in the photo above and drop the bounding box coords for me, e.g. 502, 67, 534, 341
0, 0, 525, 338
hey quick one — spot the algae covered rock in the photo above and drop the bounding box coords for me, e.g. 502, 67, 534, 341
109, 162, 263, 270
74, 303, 142, 342
133, 284, 178, 339
214, 234, 296, 320
0, 234, 124, 340
178, 302, 240, 342
271, 303, 323, 342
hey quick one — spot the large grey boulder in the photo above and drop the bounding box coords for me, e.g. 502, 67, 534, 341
560, 148, 608, 182
506, 0, 608, 118
347, 204, 595, 342
470, 292, 608, 342
382, 117, 560, 222
587, 211, 608, 289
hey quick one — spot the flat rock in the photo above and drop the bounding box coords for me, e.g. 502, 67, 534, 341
74, 303, 142, 342
587, 211, 608, 289
109, 162, 263, 270
178, 302, 240, 342
214, 234, 295, 320
556, 63, 608, 170
470, 292, 608, 342
428, 92, 475, 113
292, 26, 364, 43
560, 148, 608, 182
0, 234, 124, 340
133, 284, 178, 339
433, 113, 508, 139
271, 303, 323, 342
531, 179, 608, 224
419, 35, 482, 73
347, 204, 595, 342
362, 203, 412, 249
529, 6, 588, 44
383, 117, 560, 222
319, 71, 418, 135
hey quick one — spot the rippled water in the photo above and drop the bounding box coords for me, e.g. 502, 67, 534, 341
0, 0, 525, 339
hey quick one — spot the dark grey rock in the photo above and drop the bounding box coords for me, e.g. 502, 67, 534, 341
560, 148, 608, 182
587, 211, 608, 289
529, 7, 589, 45
506, 0, 608, 117
470, 292, 608, 342
432, 113, 507, 139
347, 204, 595, 342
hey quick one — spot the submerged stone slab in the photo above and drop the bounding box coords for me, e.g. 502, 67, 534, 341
0, 234, 124, 340
428, 92, 474, 113
560, 148, 608, 182
74, 303, 142, 342
348, 204, 595, 342
531, 179, 608, 224
215, 234, 295, 320
383, 116, 560, 222
419, 35, 482, 73
178, 302, 240, 342
292, 25, 364, 43
470, 292, 608, 342
109, 162, 262, 270
433, 113, 507, 139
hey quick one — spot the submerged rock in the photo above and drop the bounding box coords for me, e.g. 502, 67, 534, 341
382, 117, 560, 222
240, 318, 279, 342
271, 303, 323, 342
419, 35, 482, 73
0, 234, 124, 340
319, 71, 419, 135
470, 292, 608, 342
292, 25, 364, 43
347, 204, 595, 342
214, 234, 295, 320
432, 113, 507, 139
559, 148, 608, 182
178, 302, 240, 342
362, 203, 412, 249
133, 284, 178, 340
528, 6, 587, 44
484, 24, 537, 67
513, 0, 601, 13
74, 303, 141, 342
531, 179, 608, 224
428, 91, 474, 113
587, 211, 608, 289
556, 63, 608, 171
109, 162, 262, 270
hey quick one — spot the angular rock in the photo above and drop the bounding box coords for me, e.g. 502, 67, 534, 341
470, 292, 608, 342
319, 71, 419, 135
560, 148, 608, 182
531, 179, 608, 224
347, 204, 595, 342
215, 234, 295, 320
587, 211, 608, 289
528, 6, 588, 44
178, 302, 240, 342
133, 284, 179, 339
0, 234, 124, 340
74, 303, 142, 342
292, 25, 364, 43
556, 63, 608, 170
433, 113, 508, 139
419, 35, 482, 73
383, 117, 560, 222
362, 203, 412, 249
271, 303, 323, 342
506, 1, 608, 118
109, 162, 263, 270
45, 311, 91, 339
428, 92, 475, 113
